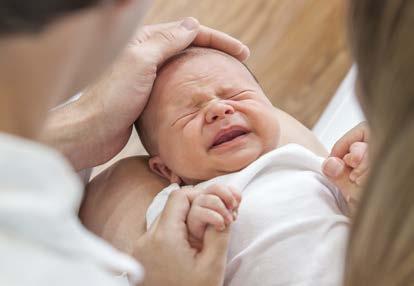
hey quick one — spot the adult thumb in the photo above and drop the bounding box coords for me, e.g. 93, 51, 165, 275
322, 157, 352, 199
145, 17, 200, 64
198, 226, 230, 273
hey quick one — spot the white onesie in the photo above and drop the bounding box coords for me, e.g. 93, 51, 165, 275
146, 144, 349, 286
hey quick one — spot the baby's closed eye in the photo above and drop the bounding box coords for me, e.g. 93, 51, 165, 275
171, 108, 199, 126
225, 90, 255, 100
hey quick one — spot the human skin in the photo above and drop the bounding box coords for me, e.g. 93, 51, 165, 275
0, 0, 249, 284
322, 122, 370, 213
41, 19, 250, 171
139, 48, 328, 185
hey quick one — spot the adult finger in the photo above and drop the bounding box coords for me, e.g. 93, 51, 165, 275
197, 225, 231, 278
157, 190, 191, 230
142, 17, 202, 64
322, 157, 346, 179
331, 122, 370, 158
192, 25, 250, 61
322, 157, 353, 198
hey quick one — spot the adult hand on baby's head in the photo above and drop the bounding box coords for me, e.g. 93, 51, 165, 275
77, 18, 250, 169
322, 122, 370, 214
133, 190, 233, 286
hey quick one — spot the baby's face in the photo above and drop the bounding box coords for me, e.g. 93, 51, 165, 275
145, 50, 281, 184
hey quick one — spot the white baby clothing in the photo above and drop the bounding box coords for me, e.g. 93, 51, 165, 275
147, 144, 349, 286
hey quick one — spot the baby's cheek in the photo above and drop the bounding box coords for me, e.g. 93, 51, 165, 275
247, 105, 281, 149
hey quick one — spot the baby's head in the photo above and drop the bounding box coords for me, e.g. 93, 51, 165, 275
136, 47, 281, 185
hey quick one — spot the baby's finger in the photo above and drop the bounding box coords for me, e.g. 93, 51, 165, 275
343, 153, 355, 168
344, 142, 368, 168
194, 194, 233, 224
349, 145, 369, 183
228, 186, 241, 220
354, 170, 369, 187
228, 186, 242, 207
350, 166, 370, 186
331, 122, 369, 158
187, 206, 226, 240
204, 184, 238, 210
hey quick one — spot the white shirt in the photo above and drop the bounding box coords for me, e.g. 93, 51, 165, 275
147, 144, 350, 286
0, 133, 143, 286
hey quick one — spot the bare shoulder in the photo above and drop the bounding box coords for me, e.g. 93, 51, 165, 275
79, 156, 169, 255
276, 108, 329, 158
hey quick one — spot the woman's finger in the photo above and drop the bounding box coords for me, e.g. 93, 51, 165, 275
197, 225, 231, 286
322, 157, 346, 179
158, 190, 191, 230
331, 122, 370, 158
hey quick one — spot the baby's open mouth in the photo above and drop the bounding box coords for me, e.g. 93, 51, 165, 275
211, 126, 250, 149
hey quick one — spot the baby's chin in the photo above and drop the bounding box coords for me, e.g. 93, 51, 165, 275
213, 146, 265, 174
180, 149, 261, 185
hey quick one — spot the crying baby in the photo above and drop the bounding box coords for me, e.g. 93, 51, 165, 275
135, 47, 350, 286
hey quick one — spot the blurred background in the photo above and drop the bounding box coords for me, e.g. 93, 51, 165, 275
144, 0, 351, 127
92, 0, 352, 177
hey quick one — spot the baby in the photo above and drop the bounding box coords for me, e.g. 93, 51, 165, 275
136, 47, 349, 285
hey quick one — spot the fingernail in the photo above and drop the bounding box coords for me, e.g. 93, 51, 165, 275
181, 17, 198, 30
226, 212, 234, 223
323, 158, 343, 178
243, 45, 251, 58
232, 199, 238, 210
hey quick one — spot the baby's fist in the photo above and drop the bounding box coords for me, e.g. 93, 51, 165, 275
185, 184, 241, 250
323, 123, 370, 206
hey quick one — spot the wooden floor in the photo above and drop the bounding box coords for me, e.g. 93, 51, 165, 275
91, 0, 352, 177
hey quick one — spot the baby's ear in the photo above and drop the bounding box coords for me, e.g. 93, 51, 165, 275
148, 156, 182, 185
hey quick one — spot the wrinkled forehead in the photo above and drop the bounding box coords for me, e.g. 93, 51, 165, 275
152, 49, 257, 106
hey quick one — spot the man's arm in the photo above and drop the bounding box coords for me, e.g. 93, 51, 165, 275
41, 95, 123, 171
41, 18, 249, 171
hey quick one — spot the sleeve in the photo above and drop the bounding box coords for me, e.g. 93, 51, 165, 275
146, 183, 181, 230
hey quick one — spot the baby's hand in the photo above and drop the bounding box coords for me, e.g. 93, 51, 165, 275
322, 122, 370, 213
342, 141, 369, 186
184, 184, 241, 250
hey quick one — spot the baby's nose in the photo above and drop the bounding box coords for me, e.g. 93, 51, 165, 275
205, 101, 235, 123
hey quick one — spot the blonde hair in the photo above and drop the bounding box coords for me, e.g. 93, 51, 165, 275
345, 1, 414, 285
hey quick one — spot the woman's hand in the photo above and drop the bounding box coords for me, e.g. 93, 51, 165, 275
322, 122, 370, 212
132, 190, 232, 286
44, 18, 250, 171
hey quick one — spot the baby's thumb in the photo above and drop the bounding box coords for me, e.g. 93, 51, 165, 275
197, 226, 230, 277
144, 17, 200, 64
